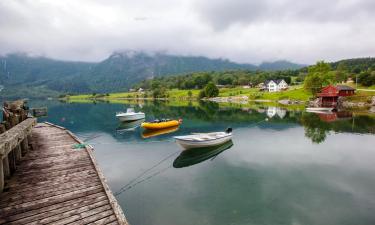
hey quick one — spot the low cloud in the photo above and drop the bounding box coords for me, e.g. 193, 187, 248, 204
0, 0, 374, 64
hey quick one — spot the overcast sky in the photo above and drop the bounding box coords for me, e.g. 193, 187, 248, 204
1, 0, 375, 64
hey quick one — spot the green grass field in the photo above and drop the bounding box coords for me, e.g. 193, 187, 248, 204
66, 85, 312, 101
66, 84, 375, 103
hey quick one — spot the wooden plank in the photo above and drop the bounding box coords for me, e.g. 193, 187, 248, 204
0, 183, 103, 209
52, 205, 112, 225
0, 192, 106, 224
0, 186, 104, 216
5, 173, 99, 190
27, 200, 111, 225
0, 177, 100, 202
88, 215, 117, 225
67, 209, 115, 225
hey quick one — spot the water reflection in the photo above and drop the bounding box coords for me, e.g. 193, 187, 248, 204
173, 140, 234, 168
142, 126, 179, 139
116, 118, 145, 132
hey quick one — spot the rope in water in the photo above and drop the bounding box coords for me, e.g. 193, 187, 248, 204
114, 165, 172, 196
114, 150, 179, 196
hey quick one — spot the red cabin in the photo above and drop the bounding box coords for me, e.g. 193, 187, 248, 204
317, 85, 355, 107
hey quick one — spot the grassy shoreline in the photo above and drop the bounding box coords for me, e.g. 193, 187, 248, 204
65, 85, 312, 102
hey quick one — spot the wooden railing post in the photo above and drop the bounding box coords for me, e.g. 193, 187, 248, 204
21, 138, 29, 156
0, 158, 3, 193
2, 157, 10, 178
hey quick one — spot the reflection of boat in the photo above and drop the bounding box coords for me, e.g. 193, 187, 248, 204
117, 118, 145, 132
116, 108, 145, 122
142, 126, 179, 138
141, 119, 182, 130
306, 107, 334, 113
173, 140, 233, 168
174, 128, 232, 149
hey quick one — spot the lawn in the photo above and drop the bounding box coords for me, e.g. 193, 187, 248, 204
66, 85, 312, 101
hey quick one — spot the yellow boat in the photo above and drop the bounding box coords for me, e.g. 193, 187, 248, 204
142, 126, 179, 138
141, 119, 182, 130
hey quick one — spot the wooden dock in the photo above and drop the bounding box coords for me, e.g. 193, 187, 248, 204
0, 122, 128, 225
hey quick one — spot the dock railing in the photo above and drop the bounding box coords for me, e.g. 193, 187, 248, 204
0, 100, 36, 192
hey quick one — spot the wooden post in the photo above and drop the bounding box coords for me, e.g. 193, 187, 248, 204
3, 157, 10, 178
21, 138, 29, 156
8, 151, 16, 174
0, 158, 3, 193
15, 145, 22, 162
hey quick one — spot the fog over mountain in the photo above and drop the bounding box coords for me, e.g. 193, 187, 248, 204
1, 0, 375, 64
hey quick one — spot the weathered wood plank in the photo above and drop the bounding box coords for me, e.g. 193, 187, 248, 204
0, 177, 100, 202
52, 205, 112, 225
0, 192, 106, 223
0, 186, 104, 216
88, 215, 118, 225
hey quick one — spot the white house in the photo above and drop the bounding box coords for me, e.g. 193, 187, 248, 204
264, 79, 288, 92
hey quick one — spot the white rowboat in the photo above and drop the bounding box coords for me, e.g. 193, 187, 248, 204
174, 128, 233, 150
116, 108, 145, 122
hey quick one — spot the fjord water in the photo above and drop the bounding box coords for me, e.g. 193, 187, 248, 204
33, 100, 375, 225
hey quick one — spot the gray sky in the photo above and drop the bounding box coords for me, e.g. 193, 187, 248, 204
1, 0, 375, 64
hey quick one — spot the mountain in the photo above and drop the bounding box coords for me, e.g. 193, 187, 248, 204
259, 60, 307, 71
0, 51, 305, 98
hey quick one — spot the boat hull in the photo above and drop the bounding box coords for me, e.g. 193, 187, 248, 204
175, 134, 232, 150
141, 120, 180, 130
116, 113, 145, 122
173, 140, 233, 168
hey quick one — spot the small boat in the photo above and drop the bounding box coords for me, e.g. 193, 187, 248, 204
173, 140, 233, 168
142, 125, 179, 138
306, 107, 334, 113
141, 119, 182, 130
174, 128, 233, 149
116, 108, 145, 122
117, 118, 145, 132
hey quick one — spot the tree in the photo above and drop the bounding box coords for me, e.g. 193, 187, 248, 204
304, 61, 333, 95
204, 82, 219, 97
187, 90, 192, 98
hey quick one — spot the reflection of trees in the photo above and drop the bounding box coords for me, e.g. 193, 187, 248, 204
304, 127, 327, 144
300, 113, 330, 144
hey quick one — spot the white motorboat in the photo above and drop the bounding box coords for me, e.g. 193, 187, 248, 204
174, 128, 233, 150
116, 108, 145, 122
306, 107, 334, 113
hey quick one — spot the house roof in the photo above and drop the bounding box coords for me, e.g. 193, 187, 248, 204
336, 85, 355, 91
265, 79, 285, 85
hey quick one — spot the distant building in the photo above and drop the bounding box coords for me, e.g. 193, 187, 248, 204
317, 85, 355, 107
138, 88, 144, 93
264, 79, 288, 92
129, 88, 135, 92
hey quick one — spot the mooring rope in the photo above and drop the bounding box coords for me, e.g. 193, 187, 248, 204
114, 150, 179, 196
114, 165, 172, 196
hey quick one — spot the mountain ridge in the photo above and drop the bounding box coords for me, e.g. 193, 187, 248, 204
0, 51, 306, 98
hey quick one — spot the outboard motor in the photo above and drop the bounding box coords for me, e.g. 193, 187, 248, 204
225, 127, 232, 133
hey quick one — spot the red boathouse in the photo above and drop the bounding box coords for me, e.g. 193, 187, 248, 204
317, 85, 355, 107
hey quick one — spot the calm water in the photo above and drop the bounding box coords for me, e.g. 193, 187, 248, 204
31, 100, 375, 225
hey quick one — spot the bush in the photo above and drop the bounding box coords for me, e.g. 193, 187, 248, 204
204, 82, 219, 97
198, 90, 206, 99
